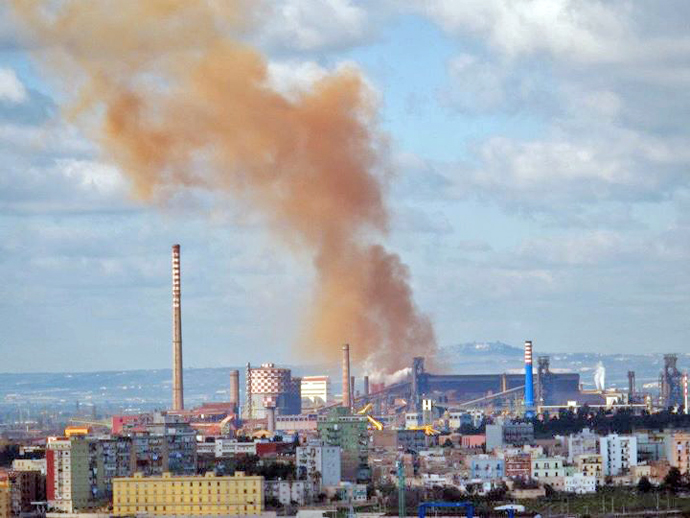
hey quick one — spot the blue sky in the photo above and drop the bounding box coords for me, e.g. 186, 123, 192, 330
0, 1, 689, 372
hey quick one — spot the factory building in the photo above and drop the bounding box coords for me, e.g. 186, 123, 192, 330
301, 376, 330, 406
245, 363, 301, 420
113, 471, 263, 516
660, 354, 684, 408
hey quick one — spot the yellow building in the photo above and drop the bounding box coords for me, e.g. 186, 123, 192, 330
113, 471, 263, 516
575, 453, 604, 484
0, 474, 10, 518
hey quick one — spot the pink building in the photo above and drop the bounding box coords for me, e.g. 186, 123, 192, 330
666, 432, 690, 474
461, 434, 486, 448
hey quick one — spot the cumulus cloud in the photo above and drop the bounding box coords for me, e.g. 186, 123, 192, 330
0, 68, 27, 103
413, 1, 690, 217
258, 0, 372, 52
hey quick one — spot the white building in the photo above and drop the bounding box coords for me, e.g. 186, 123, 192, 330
564, 473, 597, 494
600, 434, 637, 476
11, 458, 47, 475
301, 376, 330, 406
296, 444, 341, 488
405, 413, 423, 429
567, 429, 599, 463
196, 439, 258, 457
265, 480, 315, 506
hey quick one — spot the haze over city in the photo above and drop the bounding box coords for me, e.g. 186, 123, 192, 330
1, 1, 689, 373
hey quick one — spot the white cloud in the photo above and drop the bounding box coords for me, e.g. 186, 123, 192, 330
259, 0, 371, 52
0, 68, 27, 103
57, 159, 126, 195
421, 0, 628, 63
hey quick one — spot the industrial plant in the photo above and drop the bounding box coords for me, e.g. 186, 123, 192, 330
1, 243, 689, 518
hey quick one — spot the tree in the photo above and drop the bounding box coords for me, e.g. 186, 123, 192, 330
664, 467, 683, 493
637, 476, 653, 493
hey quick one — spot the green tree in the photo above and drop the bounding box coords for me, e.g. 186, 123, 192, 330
637, 476, 653, 493
664, 467, 683, 493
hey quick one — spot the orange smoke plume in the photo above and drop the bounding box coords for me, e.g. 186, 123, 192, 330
12, 0, 436, 372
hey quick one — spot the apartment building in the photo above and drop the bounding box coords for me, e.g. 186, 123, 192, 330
470, 456, 504, 480
317, 407, 368, 482
567, 429, 599, 463
564, 473, 597, 494
531, 456, 565, 479
113, 471, 263, 516
600, 434, 638, 476
504, 453, 531, 480
0, 472, 9, 518
574, 454, 603, 484
296, 444, 341, 488
46, 436, 97, 513
665, 432, 690, 474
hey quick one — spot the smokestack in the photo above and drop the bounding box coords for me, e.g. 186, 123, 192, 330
363, 376, 369, 399
524, 340, 534, 418
264, 397, 276, 434
628, 371, 636, 401
342, 344, 351, 409
229, 369, 240, 412
684, 372, 688, 415
351, 376, 356, 406
171, 244, 184, 411
246, 362, 253, 420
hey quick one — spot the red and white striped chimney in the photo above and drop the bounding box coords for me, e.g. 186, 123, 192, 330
172, 244, 184, 411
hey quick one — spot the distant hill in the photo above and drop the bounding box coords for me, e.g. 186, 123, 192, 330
1, 342, 687, 415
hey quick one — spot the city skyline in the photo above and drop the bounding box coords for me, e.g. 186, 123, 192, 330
1, 1, 689, 372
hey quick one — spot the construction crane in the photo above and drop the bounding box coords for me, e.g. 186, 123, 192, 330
356, 402, 384, 430
408, 424, 440, 436
356, 403, 373, 415
366, 414, 384, 431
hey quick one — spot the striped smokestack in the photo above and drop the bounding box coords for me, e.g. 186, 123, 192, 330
342, 344, 351, 409
172, 244, 184, 410
684, 372, 688, 415
524, 340, 534, 417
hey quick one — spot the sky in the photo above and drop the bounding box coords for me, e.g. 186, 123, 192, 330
0, 1, 689, 372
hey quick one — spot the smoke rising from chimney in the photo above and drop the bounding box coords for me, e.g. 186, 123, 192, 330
12, 0, 437, 373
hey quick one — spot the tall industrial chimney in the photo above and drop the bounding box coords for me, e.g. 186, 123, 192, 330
684, 372, 689, 415
363, 376, 369, 400
229, 369, 240, 412
524, 340, 534, 418
171, 244, 184, 411
627, 371, 636, 402
342, 344, 351, 409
